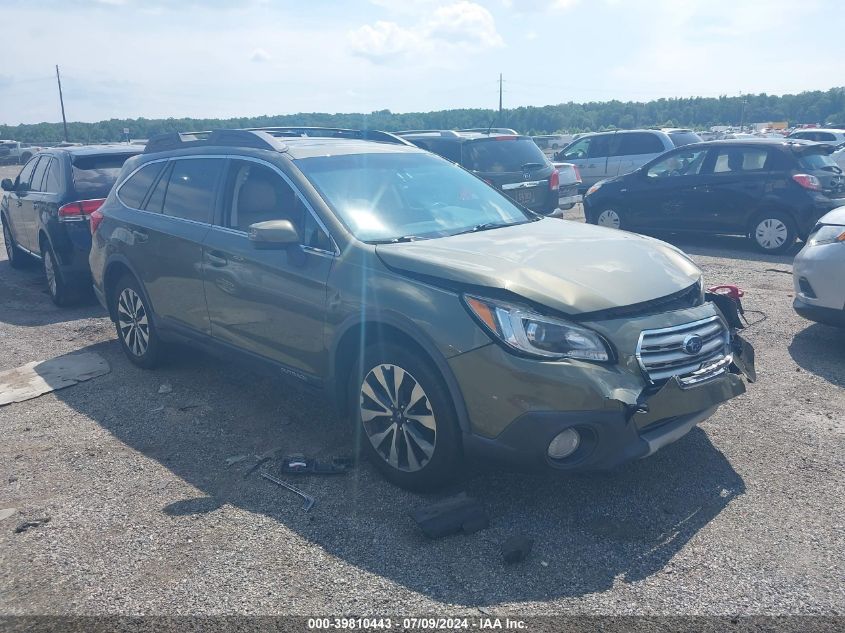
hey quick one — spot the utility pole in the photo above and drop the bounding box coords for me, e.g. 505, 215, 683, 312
739, 93, 747, 133
55, 65, 69, 142
498, 73, 503, 117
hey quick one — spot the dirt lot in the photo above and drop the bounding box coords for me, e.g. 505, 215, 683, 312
0, 160, 843, 617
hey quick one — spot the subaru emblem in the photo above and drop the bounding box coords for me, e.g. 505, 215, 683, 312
682, 334, 704, 355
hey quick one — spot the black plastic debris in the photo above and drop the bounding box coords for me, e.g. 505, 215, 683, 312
410, 493, 489, 539
14, 516, 50, 534
501, 535, 534, 564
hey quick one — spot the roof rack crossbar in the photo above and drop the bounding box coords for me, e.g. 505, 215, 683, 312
143, 129, 288, 154
245, 127, 413, 146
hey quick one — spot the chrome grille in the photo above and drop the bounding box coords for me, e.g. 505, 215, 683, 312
636, 316, 731, 385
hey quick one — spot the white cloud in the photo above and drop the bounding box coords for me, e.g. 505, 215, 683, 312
250, 48, 271, 62
501, 0, 579, 12
349, 1, 503, 64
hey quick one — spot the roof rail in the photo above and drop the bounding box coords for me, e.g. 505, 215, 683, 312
246, 127, 414, 146
395, 130, 462, 138
143, 129, 287, 154
458, 127, 519, 135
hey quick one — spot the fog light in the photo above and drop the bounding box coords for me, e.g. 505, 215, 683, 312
548, 428, 580, 459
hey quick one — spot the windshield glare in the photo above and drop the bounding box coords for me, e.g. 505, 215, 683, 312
297, 152, 532, 242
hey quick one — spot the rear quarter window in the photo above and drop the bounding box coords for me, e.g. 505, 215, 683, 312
616, 133, 666, 156
669, 131, 702, 147
798, 153, 838, 170
73, 153, 138, 198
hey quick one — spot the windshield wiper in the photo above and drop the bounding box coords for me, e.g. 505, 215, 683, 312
450, 221, 518, 236
520, 162, 546, 171
368, 235, 426, 244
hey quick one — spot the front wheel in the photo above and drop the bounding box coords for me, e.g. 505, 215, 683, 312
111, 274, 163, 369
3, 221, 27, 269
350, 343, 462, 491
750, 212, 796, 254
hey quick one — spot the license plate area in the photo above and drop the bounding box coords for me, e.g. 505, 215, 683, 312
514, 188, 538, 205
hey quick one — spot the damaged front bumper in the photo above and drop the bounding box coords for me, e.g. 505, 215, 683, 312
456, 322, 756, 471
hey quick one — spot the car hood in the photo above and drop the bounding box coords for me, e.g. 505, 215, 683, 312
375, 219, 701, 315
818, 204, 845, 225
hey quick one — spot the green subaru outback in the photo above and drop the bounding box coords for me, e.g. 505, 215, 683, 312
89, 127, 755, 490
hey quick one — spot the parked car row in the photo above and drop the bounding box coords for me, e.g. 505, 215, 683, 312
582, 138, 845, 254
2, 126, 756, 491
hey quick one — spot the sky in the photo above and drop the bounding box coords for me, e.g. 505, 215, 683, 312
0, 0, 842, 125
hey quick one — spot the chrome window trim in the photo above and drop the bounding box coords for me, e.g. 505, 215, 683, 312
635, 315, 730, 385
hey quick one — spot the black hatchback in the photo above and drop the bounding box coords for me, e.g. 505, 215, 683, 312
583, 139, 845, 253
396, 130, 559, 215
1, 145, 141, 305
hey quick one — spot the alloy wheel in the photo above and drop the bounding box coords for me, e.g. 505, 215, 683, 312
359, 364, 437, 472
597, 209, 621, 229
44, 249, 57, 297
755, 218, 788, 250
117, 287, 150, 356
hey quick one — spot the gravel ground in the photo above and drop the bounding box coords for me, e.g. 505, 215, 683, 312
0, 163, 843, 617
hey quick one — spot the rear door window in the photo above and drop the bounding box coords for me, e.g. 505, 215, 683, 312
463, 138, 547, 172
712, 148, 771, 173
160, 158, 224, 224
118, 161, 166, 209
616, 133, 665, 156
73, 153, 138, 198
30, 156, 50, 192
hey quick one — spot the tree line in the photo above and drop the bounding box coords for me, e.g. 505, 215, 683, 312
3, 87, 844, 144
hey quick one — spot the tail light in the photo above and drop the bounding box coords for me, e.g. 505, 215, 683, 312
549, 169, 560, 191
58, 198, 106, 221
792, 174, 821, 191
89, 209, 104, 235
573, 165, 582, 183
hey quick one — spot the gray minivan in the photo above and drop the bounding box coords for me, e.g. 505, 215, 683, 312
89, 127, 754, 491
555, 129, 700, 191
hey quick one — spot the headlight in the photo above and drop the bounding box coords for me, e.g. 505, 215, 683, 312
463, 295, 611, 362
586, 182, 603, 196
807, 224, 845, 246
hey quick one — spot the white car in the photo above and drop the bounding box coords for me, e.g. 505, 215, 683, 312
793, 206, 845, 327
832, 146, 845, 171
552, 160, 582, 211
787, 128, 845, 146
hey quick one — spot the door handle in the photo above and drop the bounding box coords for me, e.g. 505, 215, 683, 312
207, 251, 228, 267
132, 230, 148, 244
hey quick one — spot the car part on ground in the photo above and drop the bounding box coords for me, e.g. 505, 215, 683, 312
792, 206, 845, 327
410, 493, 489, 539
583, 138, 845, 254
89, 127, 754, 490
260, 472, 317, 512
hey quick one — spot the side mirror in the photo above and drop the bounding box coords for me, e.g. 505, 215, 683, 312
1, 178, 13, 191
248, 219, 300, 250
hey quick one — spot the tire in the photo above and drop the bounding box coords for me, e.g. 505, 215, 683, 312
591, 206, 624, 230
349, 342, 462, 491
3, 219, 27, 269
749, 211, 796, 254
41, 240, 74, 307
111, 274, 163, 369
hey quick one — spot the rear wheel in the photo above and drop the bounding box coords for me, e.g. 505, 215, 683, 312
750, 212, 796, 254
111, 274, 163, 369
3, 220, 26, 269
349, 343, 462, 491
594, 207, 623, 230
41, 240, 74, 306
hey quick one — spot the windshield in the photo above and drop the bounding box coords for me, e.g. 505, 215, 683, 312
297, 152, 533, 242
798, 153, 839, 171
72, 153, 137, 198
462, 138, 548, 172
